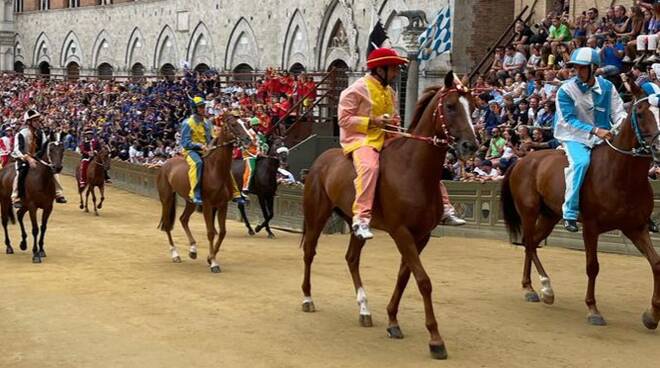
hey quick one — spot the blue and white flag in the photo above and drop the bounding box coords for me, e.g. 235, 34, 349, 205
418, 7, 452, 61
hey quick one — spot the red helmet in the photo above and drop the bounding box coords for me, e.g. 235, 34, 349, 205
366, 48, 408, 70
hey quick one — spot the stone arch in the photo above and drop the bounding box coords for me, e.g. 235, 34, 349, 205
187, 21, 214, 69
32, 32, 52, 67
379, 0, 409, 48
60, 31, 83, 68
125, 27, 148, 71
92, 29, 114, 69
316, 0, 360, 70
97, 62, 113, 80
225, 17, 259, 71
282, 9, 311, 70
66, 61, 80, 80
154, 25, 178, 70
14, 60, 25, 74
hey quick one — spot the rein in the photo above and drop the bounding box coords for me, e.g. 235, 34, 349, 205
382, 87, 460, 147
605, 97, 658, 158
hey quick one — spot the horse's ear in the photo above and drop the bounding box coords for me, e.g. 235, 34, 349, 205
622, 72, 645, 98
444, 71, 454, 89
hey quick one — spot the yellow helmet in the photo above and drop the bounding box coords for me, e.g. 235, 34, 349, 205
192, 96, 205, 107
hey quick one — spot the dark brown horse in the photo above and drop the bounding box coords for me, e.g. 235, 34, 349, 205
157, 113, 251, 272
231, 138, 288, 238
75, 145, 111, 216
501, 80, 660, 329
300, 72, 478, 360
0, 140, 64, 263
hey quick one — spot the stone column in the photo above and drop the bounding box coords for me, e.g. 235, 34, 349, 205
398, 11, 428, 128
0, 0, 15, 72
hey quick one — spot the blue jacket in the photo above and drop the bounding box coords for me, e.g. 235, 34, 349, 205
180, 115, 212, 152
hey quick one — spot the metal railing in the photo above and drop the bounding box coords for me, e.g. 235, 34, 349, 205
468, 3, 536, 84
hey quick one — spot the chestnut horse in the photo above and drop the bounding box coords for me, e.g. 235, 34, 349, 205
0, 140, 64, 263
157, 113, 251, 272
501, 80, 660, 329
300, 72, 478, 360
75, 145, 111, 216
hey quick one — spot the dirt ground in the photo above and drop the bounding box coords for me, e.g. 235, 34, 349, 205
1, 175, 659, 368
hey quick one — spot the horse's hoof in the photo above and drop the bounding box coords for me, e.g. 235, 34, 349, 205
302, 301, 316, 313
255, 225, 262, 233
189, 251, 197, 260
268, 233, 276, 239
387, 326, 404, 339
6, 247, 13, 254
210, 265, 221, 273
85, 208, 89, 213
79, 204, 84, 209
19, 241, 26, 251
540, 291, 555, 305
524, 291, 540, 303
248, 229, 255, 236
32, 256, 41, 264
172, 256, 182, 263
429, 343, 448, 360
587, 314, 607, 326
359, 314, 373, 327
38, 250, 46, 258
98, 204, 103, 209
95, 212, 99, 216
642, 310, 659, 330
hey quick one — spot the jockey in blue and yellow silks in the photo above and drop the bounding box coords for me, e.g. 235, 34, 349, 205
554, 48, 627, 232
181, 96, 213, 205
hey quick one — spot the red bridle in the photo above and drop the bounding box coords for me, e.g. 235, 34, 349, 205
384, 87, 468, 147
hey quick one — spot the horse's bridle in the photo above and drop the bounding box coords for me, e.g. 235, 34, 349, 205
605, 97, 660, 158
383, 87, 463, 147
202, 119, 248, 157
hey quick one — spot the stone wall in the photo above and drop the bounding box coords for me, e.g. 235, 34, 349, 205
11, 0, 517, 84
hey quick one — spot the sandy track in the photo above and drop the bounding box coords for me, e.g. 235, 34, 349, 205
1, 175, 658, 368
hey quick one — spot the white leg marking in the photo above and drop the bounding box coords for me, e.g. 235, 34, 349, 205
210, 260, 219, 269
302, 296, 314, 304
189, 244, 197, 254
170, 246, 179, 259
356, 287, 371, 316
539, 276, 554, 296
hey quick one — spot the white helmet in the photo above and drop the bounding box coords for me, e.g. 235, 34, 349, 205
23, 109, 41, 123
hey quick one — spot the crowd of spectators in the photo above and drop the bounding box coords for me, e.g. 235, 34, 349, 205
443, 0, 660, 182
0, 68, 317, 167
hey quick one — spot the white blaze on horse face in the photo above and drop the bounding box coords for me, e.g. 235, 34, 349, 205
459, 96, 476, 135
356, 287, 371, 316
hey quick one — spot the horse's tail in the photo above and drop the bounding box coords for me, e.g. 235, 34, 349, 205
157, 171, 177, 232
501, 164, 521, 241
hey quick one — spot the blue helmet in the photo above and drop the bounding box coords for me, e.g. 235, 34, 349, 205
568, 47, 601, 67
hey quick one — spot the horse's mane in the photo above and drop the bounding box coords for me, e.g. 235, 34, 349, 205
407, 86, 441, 131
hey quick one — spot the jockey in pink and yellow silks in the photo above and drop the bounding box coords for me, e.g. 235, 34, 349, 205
338, 47, 408, 240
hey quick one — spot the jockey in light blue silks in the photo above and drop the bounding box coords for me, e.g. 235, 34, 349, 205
554, 48, 627, 232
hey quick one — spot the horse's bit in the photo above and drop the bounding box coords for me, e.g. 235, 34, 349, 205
604, 97, 660, 158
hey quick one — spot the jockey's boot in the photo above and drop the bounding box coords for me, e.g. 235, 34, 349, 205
12, 200, 22, 209
232, 196, 247, 205
56, 196, 67, 204
442, 213, 466, 226
563, 219, 579, 232
649, 218, 659, 233
352, 222, 374, 240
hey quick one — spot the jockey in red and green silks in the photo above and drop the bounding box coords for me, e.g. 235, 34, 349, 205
241, 117, 267, 193
181, 96, 213, 205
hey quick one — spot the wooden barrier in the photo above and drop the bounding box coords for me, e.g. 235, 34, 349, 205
63, 152, 660, 255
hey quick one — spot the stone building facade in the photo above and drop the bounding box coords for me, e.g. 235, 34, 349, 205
7, 0, 514, 83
